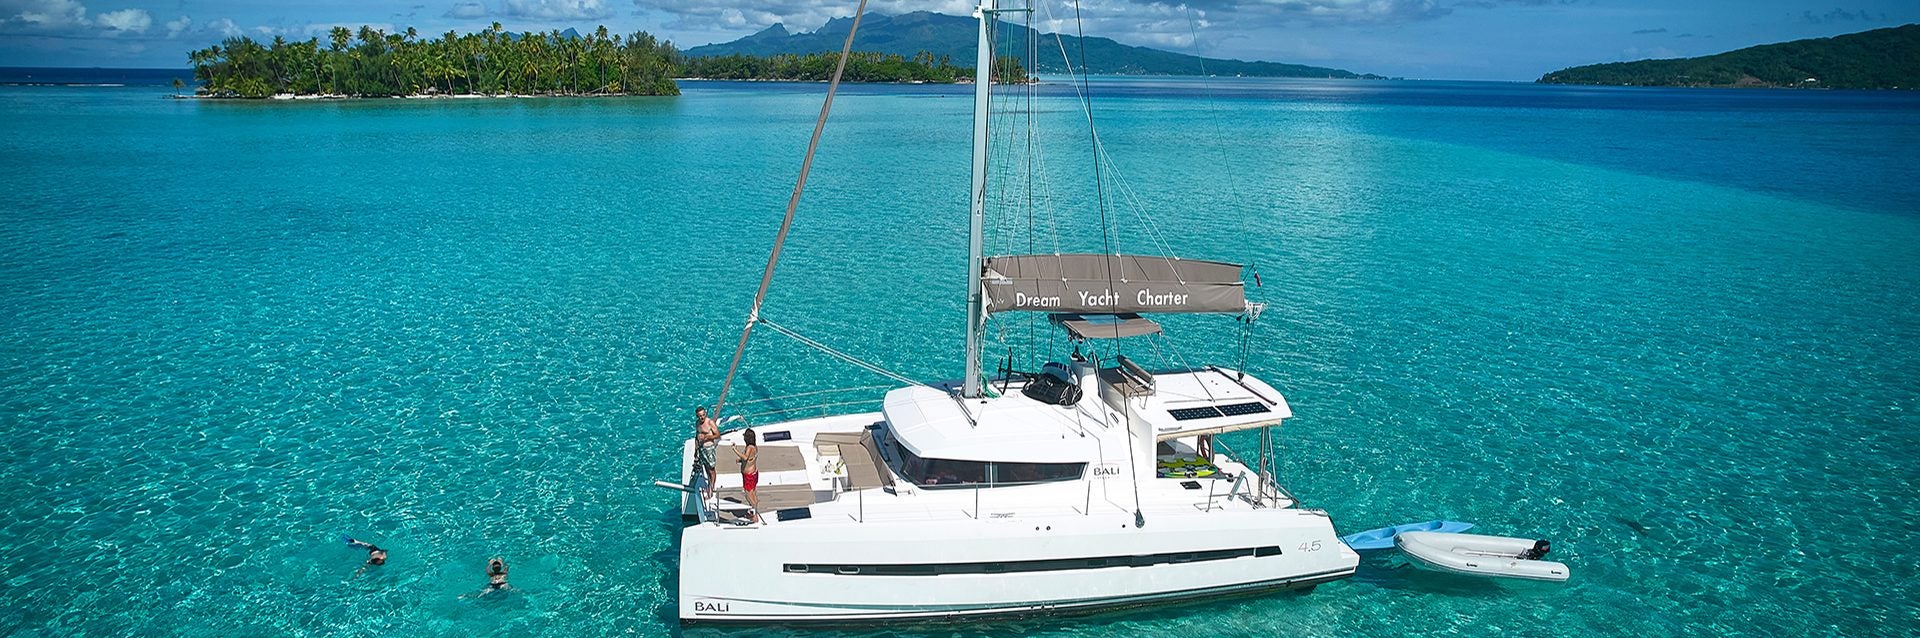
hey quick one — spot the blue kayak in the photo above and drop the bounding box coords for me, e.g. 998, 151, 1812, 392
1340, 520, 1474, 550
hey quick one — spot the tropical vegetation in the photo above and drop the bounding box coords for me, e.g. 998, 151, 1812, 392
189, 23, 678, 98
188, 23, 1031, 98
1539, 23, 1920, 89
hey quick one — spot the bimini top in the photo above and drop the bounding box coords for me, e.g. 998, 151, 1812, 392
1051, 313, 1162, 340
983, 254, 1245, 315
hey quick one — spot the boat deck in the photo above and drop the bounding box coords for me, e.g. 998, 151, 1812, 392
682, 369, 1300, 527
713, 445, 806, 474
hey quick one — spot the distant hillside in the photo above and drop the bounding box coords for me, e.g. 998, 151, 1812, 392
684, 11, 1376, 79
1539, 24, 1920, 89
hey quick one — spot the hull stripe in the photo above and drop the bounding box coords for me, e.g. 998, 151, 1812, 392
683, 566, 1354, 624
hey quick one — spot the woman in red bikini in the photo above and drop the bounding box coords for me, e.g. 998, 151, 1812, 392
733, 428, 761, 523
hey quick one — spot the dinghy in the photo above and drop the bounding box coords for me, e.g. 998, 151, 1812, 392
1396, 531, 1570, 582
1339, 520, 1474, 550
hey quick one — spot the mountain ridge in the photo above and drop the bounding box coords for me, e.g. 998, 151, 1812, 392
683, 12, 1377, 79
1538, 24, 1920, 89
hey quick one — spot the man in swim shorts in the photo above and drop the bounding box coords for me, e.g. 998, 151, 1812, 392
694, 406, 720, 499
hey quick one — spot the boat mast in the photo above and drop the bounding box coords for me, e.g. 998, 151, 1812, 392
962, 0, 995, 399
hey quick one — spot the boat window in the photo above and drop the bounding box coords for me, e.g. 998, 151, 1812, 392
892, 440, 988, 488
989, 462, 1084, 485
890, 439, 1083, 488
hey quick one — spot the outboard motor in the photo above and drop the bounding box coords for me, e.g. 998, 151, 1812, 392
1021, 362, 1083, 406
1522, 539, 1551, 560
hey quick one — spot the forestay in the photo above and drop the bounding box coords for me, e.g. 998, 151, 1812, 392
983, 254, 1246, 315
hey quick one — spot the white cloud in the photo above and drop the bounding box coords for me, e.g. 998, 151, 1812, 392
635, 0, 969, 34
3, 0, 89, 28
94, 7, 149, 33
503, 0, 613, 20
635, 0, 1441, 37
287, 22, 397, 39
444, 2, 486, 19
207, 17, 241, 37
1218, 0, 1450, 24
165, 14, 190, 37
441, 0, 616, 21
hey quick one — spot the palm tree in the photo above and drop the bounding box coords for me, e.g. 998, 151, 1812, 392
171, 77, 184, 97
590, 31, 608, 92
439, 31, 459, 94
302, 38, 323, 94
328, 27, 350, 94
520, 33, 542, 93
611, 33, 625, 93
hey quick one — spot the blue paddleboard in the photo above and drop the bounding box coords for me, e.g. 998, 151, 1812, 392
1339, 520, 1474, 550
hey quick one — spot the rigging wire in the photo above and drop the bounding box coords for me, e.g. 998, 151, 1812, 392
712, 0, 871, 418
1035, 2, 1185, 289
1182, 4, 1264, 290
756, 318, 930, 389
986, 8, 1025, 381
1069, 1, 1126, 350
1066, 2, 1143, 523
1023, 7, 1039, 369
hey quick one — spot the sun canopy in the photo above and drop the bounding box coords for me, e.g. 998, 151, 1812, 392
1051, 313, 1163, 339
983, 254, 1246, 315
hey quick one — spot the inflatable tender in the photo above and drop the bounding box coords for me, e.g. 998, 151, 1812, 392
1396, 531, 1570, 582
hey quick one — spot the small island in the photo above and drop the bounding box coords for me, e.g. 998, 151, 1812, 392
190, 23, 679, 98
1538, 23, 1919, 90
189, 23, 1028, 99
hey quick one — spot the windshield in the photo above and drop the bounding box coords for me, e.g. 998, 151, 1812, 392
889, 436, 1084, 489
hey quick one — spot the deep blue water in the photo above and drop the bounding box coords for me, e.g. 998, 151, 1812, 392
0, 67, 190, 86
1, 76, 1917, 636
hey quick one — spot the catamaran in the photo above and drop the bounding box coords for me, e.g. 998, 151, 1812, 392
665, 0, 1359, 623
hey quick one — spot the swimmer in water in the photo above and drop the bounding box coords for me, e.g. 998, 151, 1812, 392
344, 537, 387, 576
485, 558, 509, 592
461, 557, 512, 599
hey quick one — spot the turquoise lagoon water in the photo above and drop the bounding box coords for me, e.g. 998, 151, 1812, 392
1, 77, 1918, 636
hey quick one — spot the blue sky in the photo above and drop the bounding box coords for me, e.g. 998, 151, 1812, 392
1, 0, 1914, 80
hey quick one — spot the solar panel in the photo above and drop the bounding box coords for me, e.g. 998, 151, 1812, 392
1169, 402, 1272, 421
1216, 402, 1272, 416
1168, 406, 1224, 421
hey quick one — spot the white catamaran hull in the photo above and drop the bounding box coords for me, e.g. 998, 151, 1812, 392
678, 508, 1357, 622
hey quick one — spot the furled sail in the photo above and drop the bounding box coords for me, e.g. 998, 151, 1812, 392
983, 254, 1246, 315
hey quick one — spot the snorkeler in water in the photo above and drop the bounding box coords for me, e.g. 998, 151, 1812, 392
460, 557, 512, 599
485, 558, 509, 592
343, 536, 388, 576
